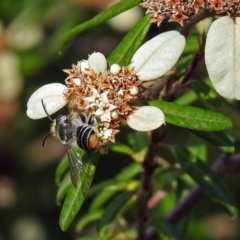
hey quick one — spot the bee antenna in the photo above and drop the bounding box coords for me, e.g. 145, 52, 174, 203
41, 99, 53, 122
42, 132, 52, 147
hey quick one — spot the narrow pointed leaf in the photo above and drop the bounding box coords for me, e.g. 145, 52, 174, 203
89, 181, 138, 212
189, 130, 234, 153
59, 151, 99, 231
55, 155, 68, 185
58, 0, 142, 51
115, 163, 141, 181
89, 187, 119, 213
111, 143, 134, 155
87, 163, 140, 199
172, 147, 238, 217
187, 134, 207, 162
56, 172, 71, 205
153, 218, 178, 240
98, 191, 135, 234
75, 237, 99, 240
192, 79, 240, 138
108, 15, 151, 66
76, 210, 103, 231
205, 16, 240, 99
148, 100, 232, 131
87, 180, 114, 198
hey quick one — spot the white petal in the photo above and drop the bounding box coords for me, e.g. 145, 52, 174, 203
100, 112, 111, 122
131, 31, 186, 81
84, 96, 96, 103
95, 108, 104, 116
127, 106, 165, 131
108, 103, 116, 111
26, 83, 67, 119
129, 86, 139, 95
101, 91, 109, 103
73, 78, 81, 86
111, 111, 119, 119
103, 129, 112, 138
88, 52, 107, 73
80, 60, 89, 74
110, 63, 121, 75
205, 16, 240, 99
92, 88, 100, 97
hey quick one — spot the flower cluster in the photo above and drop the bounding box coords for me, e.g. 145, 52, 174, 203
141, 0, 240, 26
206, 0, 240, 17
27, 31, 186, 152
63, 54, 143, 147
141, 0, 204, 26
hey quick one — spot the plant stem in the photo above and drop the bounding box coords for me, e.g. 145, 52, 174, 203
137, 131, 164, 240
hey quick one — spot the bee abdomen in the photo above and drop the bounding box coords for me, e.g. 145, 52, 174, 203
77, 125, 99, 152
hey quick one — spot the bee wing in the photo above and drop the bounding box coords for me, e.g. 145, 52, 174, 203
67, 147, 84, 187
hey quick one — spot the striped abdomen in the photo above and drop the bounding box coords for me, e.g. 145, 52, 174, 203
76, 125, 99, 152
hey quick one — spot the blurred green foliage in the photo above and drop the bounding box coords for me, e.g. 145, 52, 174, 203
1, 0, 240, 240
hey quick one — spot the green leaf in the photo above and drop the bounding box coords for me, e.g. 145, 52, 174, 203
87, 163, 140, 200
89, 186, 120, 213
186, 133, 207, 162
89, 180, 138, 212
127, 131, 149, 152
98, 191, 135, 234
183, 33, 200, 54
111, 143, 134, 155
174, 90, 198, 105
59, 151, 99, 231
172, 147, 238, 217
152, 218, 178, 240
57, 0, 142, 52
76, 210, 103, 232
87, 179, 114, 198
55, 154, 68, 185
175, 54, 194, 78
56, 172, 71, 205
55, 148, 85, 185
108, 15, 151, 66
192, 79, 240, 138
75, 237, 100, 240
148, 100, 232, 131
189, 130, 234, 153
115, 162, 141, 181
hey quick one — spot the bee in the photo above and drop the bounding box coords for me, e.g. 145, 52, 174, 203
41, 99, 99, 187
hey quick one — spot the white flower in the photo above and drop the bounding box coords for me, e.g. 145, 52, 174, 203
88, 52, 107, 73
126, 31, 185, 131
27, 31, 185, 135
205, 16, 240, 99
131, 31, 186, 81
85, 88, 116, 121
97, 122, 112, 139
80, 60, 89, 74
26, 83, 67, 119
127, 106, 165, 131
73, 78, 81, 86
84, 88, 107, 106
110, 64, 121, 75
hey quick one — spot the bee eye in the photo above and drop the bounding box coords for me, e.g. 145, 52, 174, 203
57, 124, 68, 143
